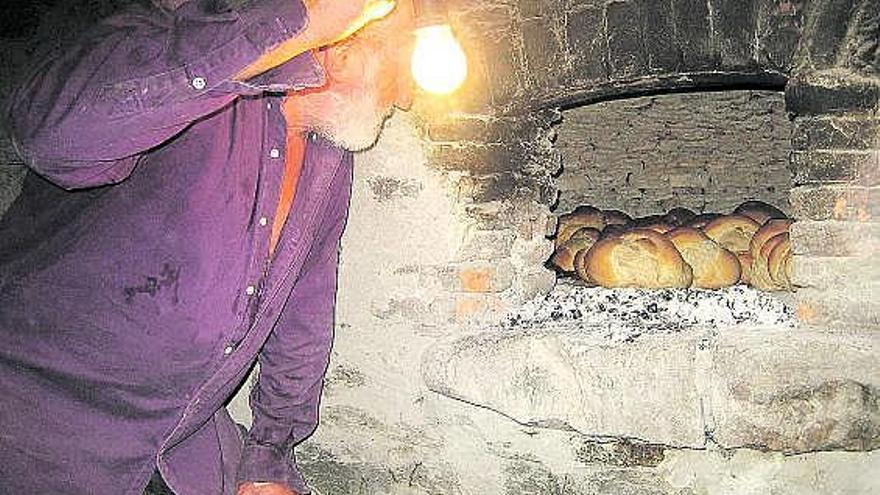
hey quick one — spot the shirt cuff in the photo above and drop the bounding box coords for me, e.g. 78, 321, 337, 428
237, 442, 310, 495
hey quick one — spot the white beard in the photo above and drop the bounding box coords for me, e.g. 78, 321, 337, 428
301, 90, 394, 152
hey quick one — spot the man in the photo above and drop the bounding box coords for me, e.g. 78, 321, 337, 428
0, 0, 415, 493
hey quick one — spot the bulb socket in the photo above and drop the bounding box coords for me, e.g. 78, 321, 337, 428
414, 0, 447, 27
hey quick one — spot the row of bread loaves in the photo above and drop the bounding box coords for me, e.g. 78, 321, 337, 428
550, 201, 794, 290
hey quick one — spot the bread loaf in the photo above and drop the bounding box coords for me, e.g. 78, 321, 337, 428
602, 209, 633, 228
686, 213, 721, 229
749, 219, 794, 290
573, 247, 594, 283
736, 251, 754, 285
666, 227, 741, 289
556, 206, 605, 246
767, 232, 793, 290
584, 229, 693, 288
601, 223, 629, 239
664, 207, 697, 226
550, 228, 601, 272
734, 200, 787, 225
702, 214, 761, 253
640, 221, 675, 234
752, 232, 789, 291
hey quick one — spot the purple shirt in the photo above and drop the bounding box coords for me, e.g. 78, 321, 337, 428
0, 1, 351, 494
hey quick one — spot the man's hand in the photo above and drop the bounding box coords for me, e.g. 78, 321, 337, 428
237, 481, 300, 495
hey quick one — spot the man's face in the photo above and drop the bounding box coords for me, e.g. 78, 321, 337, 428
286, 2, 415, 151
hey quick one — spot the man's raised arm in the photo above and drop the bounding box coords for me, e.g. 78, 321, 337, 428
5, 0, 390, 189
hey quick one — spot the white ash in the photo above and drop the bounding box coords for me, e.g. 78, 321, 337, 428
501, 281, 795, 341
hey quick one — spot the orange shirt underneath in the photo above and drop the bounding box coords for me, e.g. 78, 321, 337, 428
269, 132, 305, 257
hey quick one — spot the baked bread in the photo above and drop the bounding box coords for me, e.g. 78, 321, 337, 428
734, 200, 787, 225
602, 209, 632, 228
767, 232, 793, 290
573, 246, 595, 283
550, 228, 601, 272
686, 213, 721, 229
666, 227, 741, 289
664, 207, 697, 226
736, 251, 754, 285
584, 229, 693, 288
752, 232, 789, 291
702, 214, 761, 253
749, 219, 794, 289
639, 221, 675, 234
600, 223, 629, 239
556, 206, 605, 246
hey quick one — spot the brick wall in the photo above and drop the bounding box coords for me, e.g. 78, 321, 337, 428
555, 90, 792, 217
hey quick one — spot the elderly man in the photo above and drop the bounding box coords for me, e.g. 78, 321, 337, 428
0, 0, 414, 494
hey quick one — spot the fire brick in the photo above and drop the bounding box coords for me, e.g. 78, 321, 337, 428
637, 0, 681, 72
790, 151, 880, 186
709, 0, 757, 68
606, 1, 647, 78
791, 220, 880, 256
789, 184, 880, 221
671, 0, 715, 69
565, 5, 609, 82
785, 79, 880, 116
791, 117, 880, 151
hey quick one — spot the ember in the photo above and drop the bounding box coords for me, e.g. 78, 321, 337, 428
501, 280, 795, 342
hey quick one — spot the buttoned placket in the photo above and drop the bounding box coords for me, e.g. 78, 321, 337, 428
222, 95, 288, 357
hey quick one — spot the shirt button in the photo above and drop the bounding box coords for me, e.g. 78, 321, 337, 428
259, 216, 268, 227
223, 345, 234, 356
245, 285, 256, 296
191, 77, 207, 90
269, 148, 281, 159
266, 102, 272, 110
309, 133, 317, 142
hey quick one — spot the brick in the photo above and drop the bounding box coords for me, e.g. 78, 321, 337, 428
789, 184, 880, 221
791, 117, 880, 151
754, 0, 803, 72
456, 230, 517, 261
791, 255, 880, 289
637, 0, 681, 72
605, 1, 647, 78
797, 0, 860, 70
453, 293, 506, 322
672, 0, 716, 69
794, 286, 880, 327
791, 221, 880, 256
522, 17, 568, 90
482, 30, 526, 109
565, 5, 609, 82
710, 0, 757, 68
460, 172, 551, 204
429, 144, 527, 174
790, 151, 880, 186
785, 79, 880, 116
517, 0, 558, 19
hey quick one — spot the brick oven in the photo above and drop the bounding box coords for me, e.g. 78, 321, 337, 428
1, 0, 877, 493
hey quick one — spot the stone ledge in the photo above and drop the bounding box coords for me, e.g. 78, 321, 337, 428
422, 325, 878, 453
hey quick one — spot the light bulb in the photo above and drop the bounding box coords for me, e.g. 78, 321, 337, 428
411, 24, 468, 95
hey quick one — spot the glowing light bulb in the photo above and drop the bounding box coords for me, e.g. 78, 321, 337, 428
411, 24, 468, 95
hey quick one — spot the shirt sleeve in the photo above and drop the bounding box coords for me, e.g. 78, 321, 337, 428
4, 0, 323, 189
237, 159, 353, 494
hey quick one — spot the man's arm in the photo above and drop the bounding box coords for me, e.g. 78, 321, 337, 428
237, 161, 353, 494
5, 0, 386, 189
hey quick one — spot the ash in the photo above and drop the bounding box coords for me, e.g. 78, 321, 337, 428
501, 281, 796, 341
